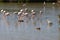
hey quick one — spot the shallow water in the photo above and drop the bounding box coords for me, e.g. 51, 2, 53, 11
0, 3, 60, 40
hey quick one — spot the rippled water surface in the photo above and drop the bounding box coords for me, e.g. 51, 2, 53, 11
0, 3, 60, 40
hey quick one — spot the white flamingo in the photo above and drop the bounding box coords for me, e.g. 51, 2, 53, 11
1, 10, 10, 16
1, 9, 4, 12
43, 1, 46, 6
18, 11, 22, 16
31, 12, 35, 15
4, 12, 10, 16
31, 10, 34, 12
20, 9, 24, 12
23, 12, 28, 16
31, 9, 36, 15
58, 27, 60, 31
0, 9, 6, 14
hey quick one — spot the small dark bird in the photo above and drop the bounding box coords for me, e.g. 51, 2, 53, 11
18, 20, 24, 22
36, 27, 41, 30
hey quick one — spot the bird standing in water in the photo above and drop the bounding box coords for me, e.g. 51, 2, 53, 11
31, 10, 36, 18
0, 9, 10, 16
4, 12, 10, 16
36, 27, 41, 30
40, 11, 43, 15
47, 19, 53, 26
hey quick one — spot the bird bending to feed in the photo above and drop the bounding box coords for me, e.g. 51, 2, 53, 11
4, 12, 10, 16
23, 12, 28, 16
18, 12, 22, 16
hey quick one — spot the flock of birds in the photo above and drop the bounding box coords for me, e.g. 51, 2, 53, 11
0, 2, 60, 30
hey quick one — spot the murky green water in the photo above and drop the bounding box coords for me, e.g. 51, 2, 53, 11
0, 3, 60, 40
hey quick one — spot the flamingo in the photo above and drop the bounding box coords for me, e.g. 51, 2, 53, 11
43, 1, 46, 6
31, 12, 36, 15
23, 12, 28, 16
18, 11, 22, 16
4, 12, 10, 16
0, 9, 6, 14
31, 9, 36, 15
1, 10, 10, 16
20, 9, 24, 12
31, 10, 34, 12
1, 9, 4, 12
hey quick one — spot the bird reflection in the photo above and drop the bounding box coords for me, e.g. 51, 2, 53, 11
57, 15, 60, 25
58, 27, 60, 31
58, 20, 60, 25
14, 21, 19, 30
58, 27, 60, 40
33, 21, 37, 26
2, 14, 10, 27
